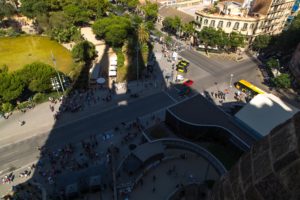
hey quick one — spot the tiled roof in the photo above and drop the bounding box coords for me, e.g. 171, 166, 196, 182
251, 0, 272, 15
159, 7, 194, 23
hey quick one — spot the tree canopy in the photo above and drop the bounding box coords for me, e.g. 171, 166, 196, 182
119, 0, 139, 10
17, 62, 56, 93
198, 27, 221, 48
0, 0, 16, 21
0, 72, 24, 102
271, 73, 291, 88
92, 15, 132, 47
252, 35, 271, 51
266, 58, 280, 70
276, 13, 300, 51
72, 41, 96, 63
141, 1, 158, 22
162, 16, 182, 35
198, 27, 245, 51
229, 32, 245, 50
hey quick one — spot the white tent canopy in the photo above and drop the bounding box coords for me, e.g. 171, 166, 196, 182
96, 77, 105, 84
235, 93, 299, 137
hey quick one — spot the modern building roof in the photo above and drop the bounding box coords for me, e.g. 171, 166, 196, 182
168, 94, 257, 147
220, 0, 272, 15
235, 93, 299, 137
132, 142, 164, 162
159, 7, 194, 23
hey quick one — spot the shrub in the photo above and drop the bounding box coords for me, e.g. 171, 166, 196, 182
1, 102, 14, 113
33, 93, 46, 103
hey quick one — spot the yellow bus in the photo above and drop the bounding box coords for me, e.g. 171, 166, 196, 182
235, 80, 266, 96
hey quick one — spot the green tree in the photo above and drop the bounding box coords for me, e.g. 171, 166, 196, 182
181, 22, 195, 39
95, 0, 111, 18
198, 27, 220, 49
0, 72, 24, 102
119, 0, 139, 10
84, 0, 111, 18
217, 29, 229, 49
17, 62, 56, 93
276, 13, 300, 51
0, 0, 15, 21
165, 35, 173, 47
1, 102, 13, 113
271, 73, 291, 88
228, 32, 245, 51
162, 16, 182, 35
92, 15, 132, 47
63, 4, 90, 25
266, 58, 280, 70
72, 41, 96, 62
105, 25, 129, 47
137, 23, 149, 44
20, 0, 48, 18
252, 35, 271, 51
141, 1, 158, 22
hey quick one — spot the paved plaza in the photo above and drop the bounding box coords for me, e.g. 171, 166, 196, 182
126, 150, 220, 200
0, 30, 281, 199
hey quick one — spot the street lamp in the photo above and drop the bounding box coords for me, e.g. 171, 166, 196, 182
51, 77, 60, 95
229, 74, 234, 88
51, 51, 65, 93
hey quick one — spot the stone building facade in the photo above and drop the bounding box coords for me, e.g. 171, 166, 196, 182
209, 112, 300, 200
195, 0, 296, 42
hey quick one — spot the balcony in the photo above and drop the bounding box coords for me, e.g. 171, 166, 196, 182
272, 0, 286, 6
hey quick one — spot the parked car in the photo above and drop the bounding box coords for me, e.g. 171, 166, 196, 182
176, 75, 184, 82
183, 80, 194, 87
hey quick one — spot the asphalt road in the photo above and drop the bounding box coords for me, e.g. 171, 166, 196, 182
0, 92, 174, 174
179, 50, 267, 91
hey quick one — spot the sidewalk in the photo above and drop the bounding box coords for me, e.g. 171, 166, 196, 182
0, 81, 164, 149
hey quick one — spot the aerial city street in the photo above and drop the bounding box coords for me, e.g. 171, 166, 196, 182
0, 0, 300, 199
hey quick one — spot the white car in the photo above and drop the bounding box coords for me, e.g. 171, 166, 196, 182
176, 75, 184, 82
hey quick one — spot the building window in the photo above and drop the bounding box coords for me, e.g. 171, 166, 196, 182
242, 23, 248, 30
218, 21, 223, 28
204, 19, 208, 25
233, 22, 239, 30
250, 23, 254, 29
196, 16, 199, 21
259, 21, 264, 28
210, 20, 215, 27
226, 22, 231, 27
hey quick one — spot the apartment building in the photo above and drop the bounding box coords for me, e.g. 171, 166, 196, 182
252, 0, 296, 34
195, 0, 296, 42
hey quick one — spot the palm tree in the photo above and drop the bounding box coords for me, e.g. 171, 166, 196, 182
137, 23, 149, 44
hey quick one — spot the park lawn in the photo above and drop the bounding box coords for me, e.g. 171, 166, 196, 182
0, 36, 74, 74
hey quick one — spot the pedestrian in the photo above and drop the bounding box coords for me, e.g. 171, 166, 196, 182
152, 175, 156, 182
152, 187, 156, 193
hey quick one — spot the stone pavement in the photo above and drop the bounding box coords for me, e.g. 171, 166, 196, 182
119, 149, 220, 200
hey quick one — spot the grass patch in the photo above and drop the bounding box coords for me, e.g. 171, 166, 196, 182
0, 35, 74, 74
206, 143, 243, 170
